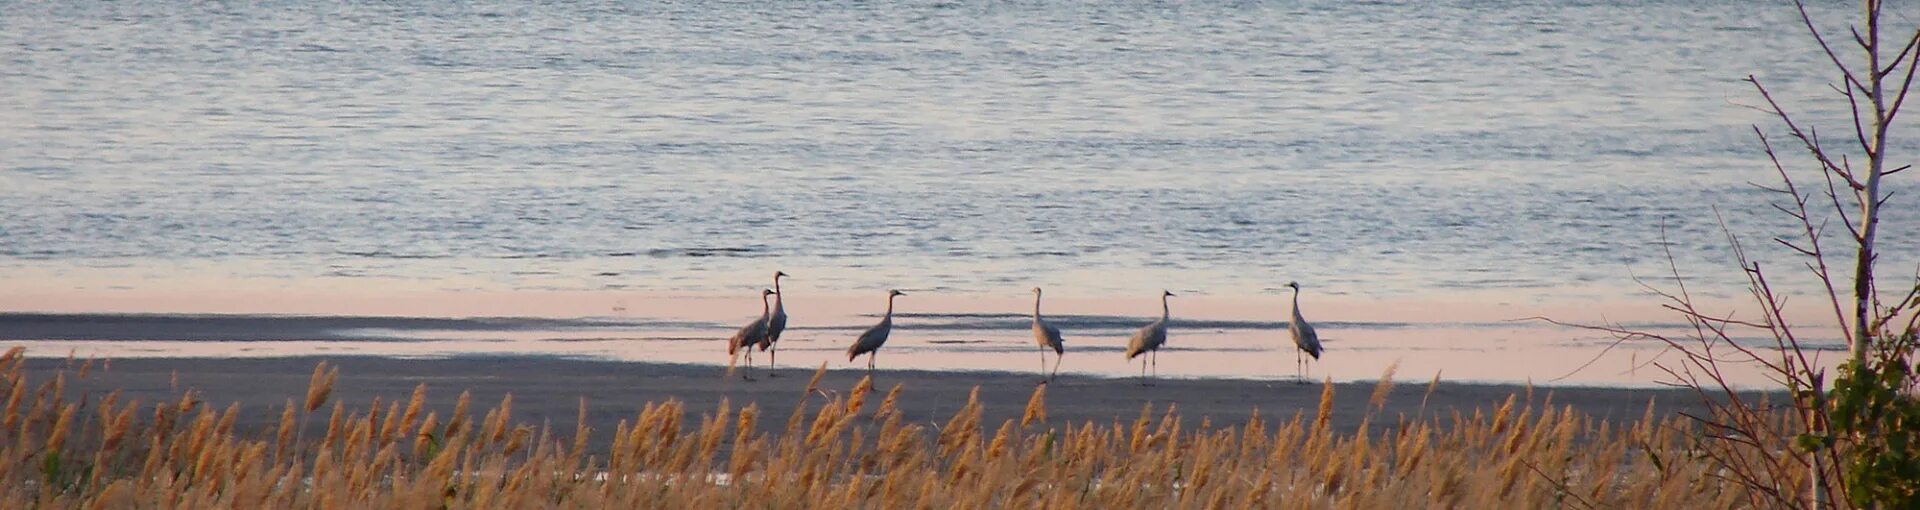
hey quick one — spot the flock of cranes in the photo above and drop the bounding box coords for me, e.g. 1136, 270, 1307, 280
725, 271, 1324, 385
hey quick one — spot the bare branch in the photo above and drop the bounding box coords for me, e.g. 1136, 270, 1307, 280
1756, 129, 1856, 340
1752, 78, 1866, 193
1888, 29, 1920, 126
1525, 315, 1687, 382
1656, 303, 1777, 331
1796, 0, 1870, 93
1776, 237, 1818, 257
1840, 72, 1874, 154
1870, 279, 1920, 334
1853, 25, 1872, 57
1815, 152, 1864, 241
1886, 28, 1920, 77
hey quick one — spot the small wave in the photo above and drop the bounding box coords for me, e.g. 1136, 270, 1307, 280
0, 313, 719, 342
335, 250, 450, 259
538, 336, 708, 343
645, 247, 764, 258
879, 313, 1443, 331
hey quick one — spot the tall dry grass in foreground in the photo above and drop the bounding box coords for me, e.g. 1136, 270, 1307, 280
0, 347, 1796, 508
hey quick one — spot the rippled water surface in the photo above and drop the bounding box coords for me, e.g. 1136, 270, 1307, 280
3, 1, 1917, 300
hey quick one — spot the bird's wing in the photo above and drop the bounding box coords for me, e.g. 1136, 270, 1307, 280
760, 314, 785, 350
729, 317, 764, 354
766, 313, 787, 338
1298, 322, 1322, 358
1042, 324, 1065, 353
1125, 324, 1152, 358
849, 320, 891, 356
1032, 319, 1064, 343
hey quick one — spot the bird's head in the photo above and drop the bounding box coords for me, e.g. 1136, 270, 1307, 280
775, 270, 788, 280
762, 288, 776, 296
1286, 281, 1300, 290
1031, 286, 1043, 294
1162, 290, 1175, 297
888, 289, 906, 297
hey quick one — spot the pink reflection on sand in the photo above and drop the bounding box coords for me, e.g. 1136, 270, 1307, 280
0, 285, 1847, 388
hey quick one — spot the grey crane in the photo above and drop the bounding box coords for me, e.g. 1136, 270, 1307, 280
756, 270, 789, 375
846, 289, 905, 374
1124, 290, 1174, 386
1031, 287, 1065, 383
1287, 281, 1323, 381
727, 288, 776, 380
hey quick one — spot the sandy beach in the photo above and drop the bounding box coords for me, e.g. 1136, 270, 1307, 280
2, 295, 1783, 444
0, 289, 1832, 388
27, 355, 1732, 453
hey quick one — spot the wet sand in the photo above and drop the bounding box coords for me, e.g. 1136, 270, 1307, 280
27, 356, 1740, 452
0, 307, 1825, 388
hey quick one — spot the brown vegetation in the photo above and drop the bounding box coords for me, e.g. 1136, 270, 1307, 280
0, 347, 1793, 508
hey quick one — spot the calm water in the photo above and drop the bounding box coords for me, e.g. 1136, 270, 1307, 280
1, 1, 1916, 384
3, 0, 1916, 300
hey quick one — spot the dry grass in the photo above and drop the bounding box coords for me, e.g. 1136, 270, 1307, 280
0, 347, 1794, 508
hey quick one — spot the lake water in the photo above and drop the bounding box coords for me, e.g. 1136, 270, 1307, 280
2, 1, 1915, 386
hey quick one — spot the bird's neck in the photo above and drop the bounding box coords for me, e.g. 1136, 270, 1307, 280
1160, 295, 1170, 319
761, 295, 771, 315
884, 296, 896, 318
1032, 294, 1042, 319
1290, 290, 1304, 320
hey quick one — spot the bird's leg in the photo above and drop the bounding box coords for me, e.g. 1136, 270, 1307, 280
1050, 353, 1062, 382
1298, 351, 1310, 385
1141, 353, 1157, 387
1040, 350, 1054, 384
767, 345, 780, 378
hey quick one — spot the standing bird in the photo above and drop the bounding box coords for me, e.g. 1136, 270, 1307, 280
757, 271, 790, 375
846, 289, 905, 374
727, 289, 777, 380
1030, 287, 1065, 383
1124, 290, 1174, 386
1286, 281, 1323, 382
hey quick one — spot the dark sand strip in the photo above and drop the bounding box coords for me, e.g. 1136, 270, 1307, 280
23, 356, 1745, 454
0, 312, 673, 341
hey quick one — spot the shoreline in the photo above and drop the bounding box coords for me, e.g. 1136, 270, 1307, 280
0, 308, 1832, 388
0, 283, 1803, 326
